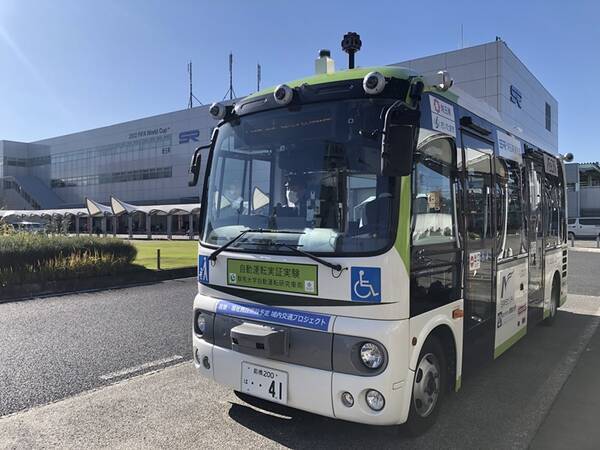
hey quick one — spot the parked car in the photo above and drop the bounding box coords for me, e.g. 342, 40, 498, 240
12, 221, 46, 233
568, 217, 600, 239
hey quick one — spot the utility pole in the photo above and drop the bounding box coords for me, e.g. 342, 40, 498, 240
223, 52, 237, 100
188, 61, 193, 108
187, 61, 202, 108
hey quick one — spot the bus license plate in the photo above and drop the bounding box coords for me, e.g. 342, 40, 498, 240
241, 362, 288, 405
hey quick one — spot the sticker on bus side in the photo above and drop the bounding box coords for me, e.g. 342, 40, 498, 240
430, 96, 456, 138
226, 259, 318, 296
198, 255, 210, 283
216, 300, 331, 332
494, 263, 528, 358
350, 267, 382, 302
497, 130, 523, 164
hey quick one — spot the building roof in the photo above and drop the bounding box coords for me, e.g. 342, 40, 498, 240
0, 199, 201, 220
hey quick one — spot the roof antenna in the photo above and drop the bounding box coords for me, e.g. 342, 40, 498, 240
341, 32, 362, 69
223, 52, 237, 100
257, 62, 261, 92
187, 61, 202, 108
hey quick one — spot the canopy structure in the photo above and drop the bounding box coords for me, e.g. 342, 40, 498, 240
86, 198, 113, 217
1, 197, 201, 239
0, 208, 88, 220
110, 196, 201, 216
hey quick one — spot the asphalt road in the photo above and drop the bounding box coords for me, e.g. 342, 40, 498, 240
0, 250, 599, 448
0, 278, 196, 416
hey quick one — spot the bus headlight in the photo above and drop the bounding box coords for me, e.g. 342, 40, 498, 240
360, 342, 384, 369
196, 312, 207, 336
365, 389, 385, 411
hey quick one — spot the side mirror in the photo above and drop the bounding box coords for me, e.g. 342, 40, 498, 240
189, 128, 219, 187
381, 102, 420, 177
188, 153, 202, 187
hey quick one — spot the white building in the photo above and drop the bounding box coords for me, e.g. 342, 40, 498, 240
1, 39, 557, 216
393, 39, 558, 154
1, 105, 217, 210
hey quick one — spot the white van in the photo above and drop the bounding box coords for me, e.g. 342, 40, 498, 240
568, 218, 600, 239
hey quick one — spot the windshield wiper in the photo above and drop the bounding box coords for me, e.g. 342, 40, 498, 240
208, 229, 305, 262
254, 242, 343, 272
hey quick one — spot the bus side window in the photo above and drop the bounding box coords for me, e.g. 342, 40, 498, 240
410, 137, 461, 317
544, 173, 561, 247
496, 158, 527, 260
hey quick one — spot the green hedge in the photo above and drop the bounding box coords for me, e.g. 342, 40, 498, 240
0, 235, 137, 287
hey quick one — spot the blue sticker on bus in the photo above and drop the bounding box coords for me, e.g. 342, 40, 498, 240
351, 266, 381, 302
198, 255, 209, 283
216, 300, 331, 332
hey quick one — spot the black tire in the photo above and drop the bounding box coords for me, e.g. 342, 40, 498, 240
544, 277, 560, 326
403, 336, 447, 437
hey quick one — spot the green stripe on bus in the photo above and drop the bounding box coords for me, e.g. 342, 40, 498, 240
494, 327, 527, 359
245, 66, 416, 100
394, 175, 412, 271
455, 375, 462, 392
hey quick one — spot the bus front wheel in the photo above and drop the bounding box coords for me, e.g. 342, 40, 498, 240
404, 336, 447, 436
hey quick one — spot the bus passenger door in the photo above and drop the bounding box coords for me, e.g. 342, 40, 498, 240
525, 157, 544, 322
461, 134, 496, 369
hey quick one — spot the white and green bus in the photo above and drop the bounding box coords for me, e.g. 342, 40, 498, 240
189, 58, 569, 434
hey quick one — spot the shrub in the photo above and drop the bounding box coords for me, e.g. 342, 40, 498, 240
0, 234, 137, 287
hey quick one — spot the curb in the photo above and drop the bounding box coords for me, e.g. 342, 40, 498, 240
568, 247, 600, 253
0, 267, 196, 303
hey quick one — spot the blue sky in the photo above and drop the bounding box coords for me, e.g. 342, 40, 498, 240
0, 0, 597, 161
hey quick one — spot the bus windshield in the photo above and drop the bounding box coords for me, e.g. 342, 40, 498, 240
201, 98, 400, 255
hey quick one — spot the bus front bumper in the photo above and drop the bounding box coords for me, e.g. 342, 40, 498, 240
192, 298, 413, 426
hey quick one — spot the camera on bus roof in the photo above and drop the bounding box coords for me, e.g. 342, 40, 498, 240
273, 84, 294, 105
209, 102, 227, 120
362, 71, 386, 95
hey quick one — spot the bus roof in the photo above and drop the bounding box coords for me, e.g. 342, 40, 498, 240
242, 65, 558, 157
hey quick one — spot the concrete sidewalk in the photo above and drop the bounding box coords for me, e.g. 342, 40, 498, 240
531, 325, 600, 449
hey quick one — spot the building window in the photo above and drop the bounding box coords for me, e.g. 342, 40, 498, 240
545, 103, 552, 132
51, 166, 172, 188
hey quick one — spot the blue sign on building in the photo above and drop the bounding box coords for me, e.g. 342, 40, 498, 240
179, 129, 200, 144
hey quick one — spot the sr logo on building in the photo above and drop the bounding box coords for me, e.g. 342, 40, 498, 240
179, 129, 200, 144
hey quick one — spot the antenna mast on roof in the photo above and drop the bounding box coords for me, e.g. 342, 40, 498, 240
187, 61, 202, 108
257, 62, 261, 92
223, 52, 237, 100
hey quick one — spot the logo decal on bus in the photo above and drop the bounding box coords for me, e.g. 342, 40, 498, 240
351, 267, 381, 302
198, 255, 209, 283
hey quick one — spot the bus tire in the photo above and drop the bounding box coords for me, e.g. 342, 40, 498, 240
544, 276, 560, 326
404, 335, 447, 436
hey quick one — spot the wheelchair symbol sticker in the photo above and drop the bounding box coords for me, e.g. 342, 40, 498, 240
198, 255, 209, 283
351, 267, 381, 302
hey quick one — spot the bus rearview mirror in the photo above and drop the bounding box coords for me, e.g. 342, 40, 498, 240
381, 104, 420, 177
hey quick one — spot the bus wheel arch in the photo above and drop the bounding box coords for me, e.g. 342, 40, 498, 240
545, 272, 561, 325
429, 325, 457, 393
405, 329, 453, 436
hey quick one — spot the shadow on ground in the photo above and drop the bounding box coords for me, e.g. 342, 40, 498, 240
225, 310, 598, 449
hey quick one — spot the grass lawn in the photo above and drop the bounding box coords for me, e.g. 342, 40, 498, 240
132, 240, 198, 270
